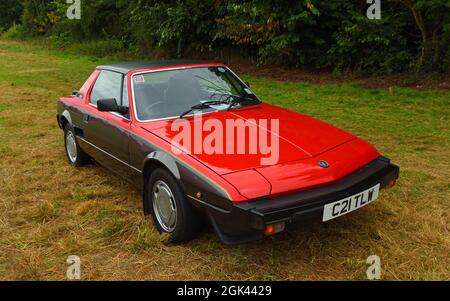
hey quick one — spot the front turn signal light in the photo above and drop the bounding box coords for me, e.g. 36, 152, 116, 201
264, 222, 286, 236
388, 179, 397, 188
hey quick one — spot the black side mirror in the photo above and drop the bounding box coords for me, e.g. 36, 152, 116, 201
97, 98, 129, 115
245, 81, 250, 88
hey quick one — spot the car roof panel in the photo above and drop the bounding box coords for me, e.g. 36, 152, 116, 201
96, 60, 222, 74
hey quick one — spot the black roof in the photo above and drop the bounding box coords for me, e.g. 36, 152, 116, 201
96, 59, 221, 74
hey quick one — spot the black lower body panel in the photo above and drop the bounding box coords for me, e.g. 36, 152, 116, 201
205, 156, 400, 245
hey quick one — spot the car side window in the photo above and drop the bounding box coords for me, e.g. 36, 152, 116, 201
90, 70, 122, 105
122, 76, 129, 108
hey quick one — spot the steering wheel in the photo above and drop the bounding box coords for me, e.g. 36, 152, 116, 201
143, 101, 166, 118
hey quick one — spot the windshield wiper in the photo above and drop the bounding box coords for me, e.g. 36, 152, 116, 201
179, 94, 260, 118
179, 100, 225, 118
227, 95, 260, 111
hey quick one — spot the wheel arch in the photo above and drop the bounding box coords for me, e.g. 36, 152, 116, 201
140, 150, 234, 216
142, 151, 182, 215
143, 151, 181, 181
60, 110, 73, 130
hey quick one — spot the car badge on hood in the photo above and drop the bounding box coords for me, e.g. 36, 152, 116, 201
318, 160, 329, 168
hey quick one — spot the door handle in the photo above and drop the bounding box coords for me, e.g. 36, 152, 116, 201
83, 114, 90, 123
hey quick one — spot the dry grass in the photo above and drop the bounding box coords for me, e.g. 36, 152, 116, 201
0, 39, 449, 280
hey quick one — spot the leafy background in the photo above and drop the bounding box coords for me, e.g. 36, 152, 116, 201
1, 0, 449, 74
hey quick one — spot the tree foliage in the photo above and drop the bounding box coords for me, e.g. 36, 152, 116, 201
2, 0, 449, 73
0, 0, 23, 30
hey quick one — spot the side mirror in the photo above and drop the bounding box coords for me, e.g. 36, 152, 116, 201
245, 81, 250, 88
97, 98, 129, 115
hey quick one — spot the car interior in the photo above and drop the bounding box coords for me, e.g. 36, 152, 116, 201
134, 73, 210, 120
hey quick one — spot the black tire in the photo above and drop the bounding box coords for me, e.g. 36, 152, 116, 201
63, 123, 90, 167
147, 168, 201, 243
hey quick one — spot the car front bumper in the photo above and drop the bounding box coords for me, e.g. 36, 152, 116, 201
204, 156, 400, 245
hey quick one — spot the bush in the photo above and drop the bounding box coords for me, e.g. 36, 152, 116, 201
0, 0, 22, 31
128, 0, 218, 58
21, 0, 59, 36
329, 12, 414, 73
6, 0, 450, 74
1, 23, 25, 39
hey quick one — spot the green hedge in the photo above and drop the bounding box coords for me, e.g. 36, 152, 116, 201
0, 0, 22, 31
2, 0, 449, 73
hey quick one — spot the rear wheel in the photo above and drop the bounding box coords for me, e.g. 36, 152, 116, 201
64, 123, 89, 166
147, 168, 201, 243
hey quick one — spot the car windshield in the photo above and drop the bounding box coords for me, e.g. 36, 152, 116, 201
132, 66, 260, 121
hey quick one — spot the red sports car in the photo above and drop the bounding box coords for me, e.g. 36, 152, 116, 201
57, 60, 399, 244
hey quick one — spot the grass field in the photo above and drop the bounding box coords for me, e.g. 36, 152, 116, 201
0, 39, 449, 280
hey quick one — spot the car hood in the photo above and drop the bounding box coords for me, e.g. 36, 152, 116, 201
143, 103, 357, 175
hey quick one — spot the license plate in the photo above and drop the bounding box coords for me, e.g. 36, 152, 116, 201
322, 184, 380, 222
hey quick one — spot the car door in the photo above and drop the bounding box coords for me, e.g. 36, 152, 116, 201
81, 70, 134, 180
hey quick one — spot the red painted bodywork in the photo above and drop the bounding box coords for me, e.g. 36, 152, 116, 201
63, 63, 381, 204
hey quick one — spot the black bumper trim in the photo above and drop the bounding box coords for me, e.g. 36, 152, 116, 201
206, 156, 400, 245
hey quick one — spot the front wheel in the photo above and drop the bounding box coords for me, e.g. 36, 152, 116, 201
147, 168, 201, 243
